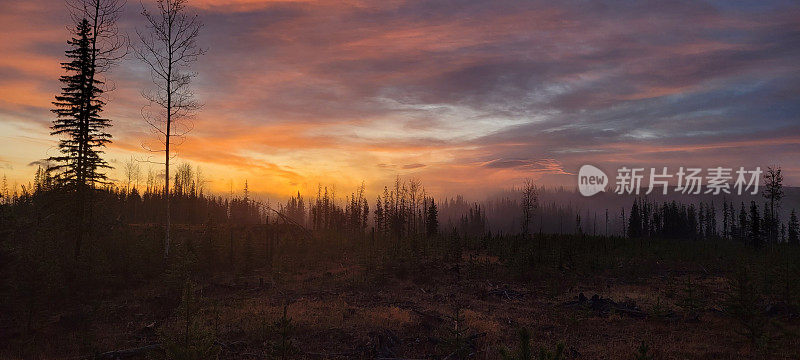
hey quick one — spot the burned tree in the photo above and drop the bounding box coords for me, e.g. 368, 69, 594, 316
520, 179, 538, 239
135, 0, 204, 259
788, 209, 798, 246
762, 166, 784, 243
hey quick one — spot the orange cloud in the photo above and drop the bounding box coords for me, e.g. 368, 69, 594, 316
2, 0, 799, 200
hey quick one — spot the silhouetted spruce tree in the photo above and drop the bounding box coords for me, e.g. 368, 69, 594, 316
788, 209, 799, 246
762, 166, 784, 243
738, 202, 748, 242
361, 194, 369, 232
51, 19, 111, 188
749, 201, 762, 248
426, 198, 438, 237
374, 195, 384, 234
781, 224, 787, 243
699, 203, 706, 239
283, 192, 306, 226
641, 199, 651, 237
705, 202, 717, 239
382, 186, 391, 236
628, 199, 642, 238
687, 204, 698, 240
50, 18, 113, 260
722, 201, 730, 240
763, 202, 771, 243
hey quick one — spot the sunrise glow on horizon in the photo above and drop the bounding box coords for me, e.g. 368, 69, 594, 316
1, 0, 799, 199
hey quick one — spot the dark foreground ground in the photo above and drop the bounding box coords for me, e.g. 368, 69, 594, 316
3, 242, 799, 360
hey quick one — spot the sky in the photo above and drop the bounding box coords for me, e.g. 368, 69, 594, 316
0, 0, 798, 200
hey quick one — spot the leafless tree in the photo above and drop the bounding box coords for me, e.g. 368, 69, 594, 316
123, 156, 142, 192
66, 0, 129, 76
135, 0, 204, 260
762, 166, 784, 242
521, 178, 538, 239
194, 165, 206, 197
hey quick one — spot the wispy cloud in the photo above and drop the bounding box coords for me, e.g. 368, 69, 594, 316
1, 0, 798, 197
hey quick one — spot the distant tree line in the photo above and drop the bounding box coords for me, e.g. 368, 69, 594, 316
4, 165, 264, 226
626, 167, 798, 247
278, 177, 441, 239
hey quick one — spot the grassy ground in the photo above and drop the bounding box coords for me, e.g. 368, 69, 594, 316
2, 231, 799, 359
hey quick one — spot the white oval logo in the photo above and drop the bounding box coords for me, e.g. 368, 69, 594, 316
578, 165, 608, 196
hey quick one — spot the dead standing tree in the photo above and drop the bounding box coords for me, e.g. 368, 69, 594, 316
66, 0, 128, 74
521, 179, 538, 239
762, 166, 783, 243
135, 0, 204, 260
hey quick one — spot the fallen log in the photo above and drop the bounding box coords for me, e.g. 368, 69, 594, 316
95, 344, 162, 359
564, 293, 647, 318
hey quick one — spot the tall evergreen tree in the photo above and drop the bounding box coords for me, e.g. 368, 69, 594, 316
699, 202, 706, 239
50, 19, 113, 261
781, 224, 787, 243
426, 199, 439, 237
738, 202, 748, 242
50, 19, 111, 187
374, 195, 384, 235
749, 201, 762, 248
723, 201, 729, 240
706, 202, 717, 239
762, 166, 784, 243
687, 204, 698, 240
628, 199, 642, 238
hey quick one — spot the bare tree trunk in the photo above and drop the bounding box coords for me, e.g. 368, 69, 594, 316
164, 53, 172, 261
135, 0, 204, 261
75, 187, 86, 260
164, 138, 170, 260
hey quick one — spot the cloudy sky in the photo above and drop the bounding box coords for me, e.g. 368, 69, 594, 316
1, 0, 798, 198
